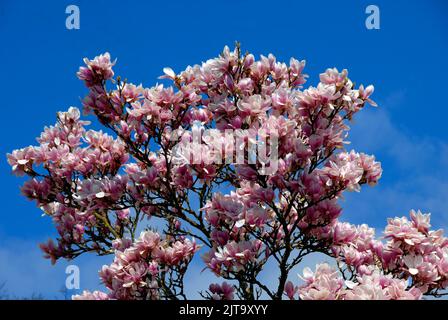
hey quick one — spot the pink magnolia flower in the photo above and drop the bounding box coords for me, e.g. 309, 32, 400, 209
343, 270, 421, 300
410, 209, 431, 233
284, 281, 298, 300
208, 282, 235, 300
298, 264, 344, 300
384, 216, 426, 246
77, 52, 116, 87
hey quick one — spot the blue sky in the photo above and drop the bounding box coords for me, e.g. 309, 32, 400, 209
0, 0, 447, 298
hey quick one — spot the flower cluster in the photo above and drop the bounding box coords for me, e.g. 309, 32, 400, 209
8, 107, 131, 261
322, 150, 382, 192
321, 210, 448, 298
204, 282, 235, 300
73, 231, 199, 300
286, 263, 421, 300
379, 210, 448, 294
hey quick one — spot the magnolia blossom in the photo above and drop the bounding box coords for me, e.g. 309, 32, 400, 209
75, 231, 199, 300
297, 264, 344, 300
292, 264, 421, 300
206, 282, 235, 300
8, 45, 448, 300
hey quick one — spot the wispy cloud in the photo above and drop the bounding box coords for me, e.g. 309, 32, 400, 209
342, 90, 448, 229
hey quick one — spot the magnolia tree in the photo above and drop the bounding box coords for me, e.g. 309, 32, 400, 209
8, 45, 448, 300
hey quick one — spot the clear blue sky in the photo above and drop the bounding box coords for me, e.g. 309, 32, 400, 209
0, 0, 447, 298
